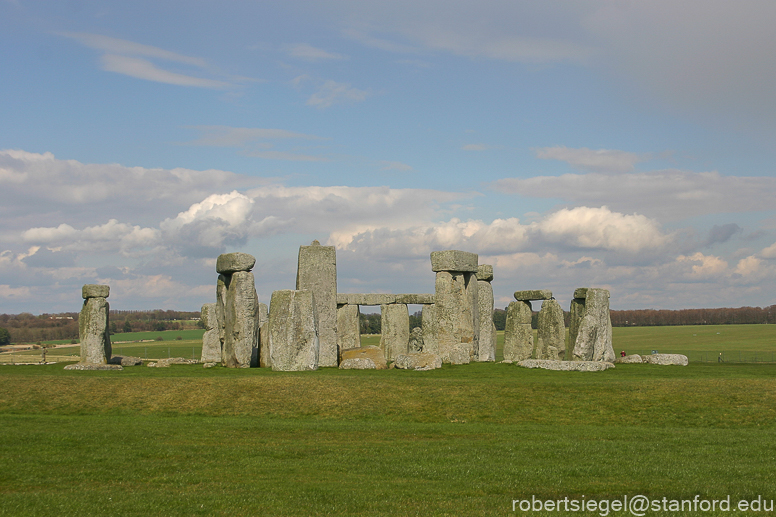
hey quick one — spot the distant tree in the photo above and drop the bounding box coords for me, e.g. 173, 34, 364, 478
492, 309, 507, 331
123, 320, 132, 333
409, 310, 422, 330
153, 321, 167, 332
0, 327, 10, 346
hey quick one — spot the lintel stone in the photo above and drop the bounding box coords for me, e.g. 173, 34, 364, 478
476, 265, 493, 282
514, 289, 552, 301
430, 250, 478, 272
395, 294, 435, 305
216, 252, 256, 274
574, 287, 609, 299
82, 284, 110, 299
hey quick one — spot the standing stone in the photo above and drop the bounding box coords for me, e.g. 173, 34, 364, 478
380, 303, 410, 362
258, 302, 270, 368
200, 303, 221, 363
216, 274, 228, 352
568, 297, 586, 361
337, 304, 361, 356
269, 289, 319, 371
421, 304, 437, 355
222, 271, 259, 368
408, 326, 424, 353
536, 299, 566, 360
431, 250, 478, 365
572, 288, 614, 362
79, 285, 111, 364
296, 241, 338, 367
476, 265, 496, 362
503, 300, 533, 362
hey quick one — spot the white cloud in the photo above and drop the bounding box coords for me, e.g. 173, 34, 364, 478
534, 146, 647, 173
23, 219, 161, 255
59, 32, 240, 89
0, 284, 31, 300
284, 43, 347, 61
676, 252, 729, 279
491, 169, 776, 222
537, 206, 669, 253
734, 255, 763, 277
307, 80, 370, 108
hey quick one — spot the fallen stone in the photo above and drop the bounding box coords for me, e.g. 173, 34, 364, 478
517, 359, 615, 371
108, 356, 143, 366
641, 354, 689, 366
148, 357, 199, 367
203, 362, 217, 368
503, 301, 533, 362
64, 363, 123, 371
296, 241, 338, 367
393, 352, 442, 371
536, 299, 566, 360
340, 346, 388, 369
430, 250, 478, 273
616, 354, 644, 364
513, 289, 552, 301
82, 284, 110, 299
380, 303, 409, 361
339, 358, 376, 370
216, 252, 256, 274
269, 289, 319, 371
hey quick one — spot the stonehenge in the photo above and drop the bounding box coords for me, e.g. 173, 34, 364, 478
296, 241, 338, 367
79, 284, 111, 365
431, 250, 479, 365
217, 253, 259, 368
268, 289, 319, 371
476, 265, 496, 362
570, 288, 615, 362
200, 303, 221, 363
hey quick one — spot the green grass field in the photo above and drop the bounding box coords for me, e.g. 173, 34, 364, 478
1, 324, 776, 515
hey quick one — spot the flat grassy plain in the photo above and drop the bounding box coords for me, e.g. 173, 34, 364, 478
2, 326, 776, 515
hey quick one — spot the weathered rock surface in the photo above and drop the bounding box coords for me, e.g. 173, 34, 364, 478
216, 252, 256, 274
395, 294, 435, 305
337, 304, 361, 355
338, 358, 376, 370
641, 354, 689, 366
380, 303, 409, 361
503, 301, 533, 362
513, 289, 552, 301
568, 297, 586, 361
79, 295, 111, 365
434, 269, 477, 364
476, 264, 494, 282
572, 288, 614, 362
65, 363, 123, 371
200, 302, 222, 363
203, 362, 217, 368
258, 302, 269, 368
82, 284, 110, 299
421, 304, 437, 355
517, 359, 615, 371
408, 326, 424, 353
296, 241, 338, 367
269, 289, 319, 371
222, 271, 259, 368
393, 352, 442, 370
536, 299, 566, 360
147, 357, 199, 367
108, 356, 143, 366
430, 250, 478, 272
476, 273, 496, 362
616, 354, 644, 364
340, 346, 387, 369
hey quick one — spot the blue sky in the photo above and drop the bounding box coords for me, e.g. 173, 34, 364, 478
3, 0, 776, 314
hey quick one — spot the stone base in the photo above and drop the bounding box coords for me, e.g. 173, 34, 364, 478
641, 354, 688, 366
615, 354, 644, 364
517, 359, 615, 372
64, 363, 123, 371
340, 346, 388, 370
393, 353, 442, 371
339, 358, 376, 370
147, 357, 199, 368
108, 356, 143, 366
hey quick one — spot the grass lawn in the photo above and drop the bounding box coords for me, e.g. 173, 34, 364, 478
1, 358, 775, 515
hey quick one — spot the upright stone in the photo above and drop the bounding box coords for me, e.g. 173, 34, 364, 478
258, 302, 270, 368
200, 303, 221, 363
568, 297, 586, 360
216, 274, 228, 353
269, 290, 319, 371
503, 300, 533, 362
296, 240, 338, 367
337, 304, 361, 355
421, 304, 437, 355
380, 303, 410, 362
222, 271, 259, 368
431, 250, 478, 365
536, 299, 566, 360
408, 326, 424, 353
572, 288, 614, 362
476, 264, 496, 362
79, 284, 111, 364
